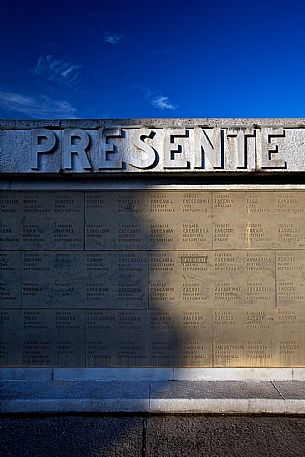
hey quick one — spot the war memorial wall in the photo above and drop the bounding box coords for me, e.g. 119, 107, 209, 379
1, 119, 305, 374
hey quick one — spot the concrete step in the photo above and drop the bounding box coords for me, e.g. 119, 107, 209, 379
2, 380, 305, 414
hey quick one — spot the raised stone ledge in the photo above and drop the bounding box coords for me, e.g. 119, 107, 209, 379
2, 368, 305, 382
2, 380, 305, 414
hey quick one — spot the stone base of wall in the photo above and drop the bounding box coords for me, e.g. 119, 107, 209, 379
2, 369, 305, 414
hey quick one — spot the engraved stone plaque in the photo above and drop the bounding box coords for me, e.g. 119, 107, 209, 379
213, 309, 276, 368
0, 192, 84, 250
84, 251, 148, 309
22, 252, 86, 308
54, 309, 85, 367
143, 191, 213, 250
275, 309, 305, 367
149, 250, 275, 308
0, 309, 21, 366
0, 252, 21, 308
0, 193, 22, 249
20, 309, 85, 367
85, 191, 212, 250
149, 310, 183, 367
86, 310, 118, 367
21, 309, 55, 366
276, 250, 305, 307
213, 192, 275, 250
85, 192, 151, 250
172, 310, 213, 367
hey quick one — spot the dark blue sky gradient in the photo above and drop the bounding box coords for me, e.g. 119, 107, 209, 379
0, 0, 305, 118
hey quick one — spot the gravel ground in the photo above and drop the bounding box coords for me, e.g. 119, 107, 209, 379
1, 415, 305, 457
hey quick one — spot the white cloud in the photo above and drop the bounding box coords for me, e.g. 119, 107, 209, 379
104, 33, 122, 44
0, 91, 77, 118
136, 86, 178, 111
34, 55, 83, 91
152, 95, 177, 111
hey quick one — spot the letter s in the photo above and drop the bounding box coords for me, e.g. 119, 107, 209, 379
130, 129, 158, 169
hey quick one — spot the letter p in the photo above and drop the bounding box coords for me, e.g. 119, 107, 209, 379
31, 129, 56, 170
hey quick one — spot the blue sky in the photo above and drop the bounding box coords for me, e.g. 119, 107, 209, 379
0, 0, 305, 119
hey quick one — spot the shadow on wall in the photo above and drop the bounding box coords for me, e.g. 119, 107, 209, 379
1, 187, 208, 455
83, 188, 187, 370
2, 186, 305, 454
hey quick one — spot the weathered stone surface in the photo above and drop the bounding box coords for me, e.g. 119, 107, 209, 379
2, 119, 305, 173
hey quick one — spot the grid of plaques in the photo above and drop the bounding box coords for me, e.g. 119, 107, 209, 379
1, 190, 305, 367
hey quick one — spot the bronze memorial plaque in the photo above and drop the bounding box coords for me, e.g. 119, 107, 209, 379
1, 189, 305, 367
